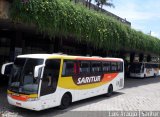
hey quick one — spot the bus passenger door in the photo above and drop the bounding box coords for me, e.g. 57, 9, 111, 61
40, 59, 61, 109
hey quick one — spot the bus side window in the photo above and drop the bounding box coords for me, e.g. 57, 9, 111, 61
62, 60, 75, 76
153, 64, 158, 68
145, 63, 150, 69
117, 62, 123, 72
111, 62, 118, 72
91, 61, 102, 73
76, 62, 80, 74
102, 62, 110, 72
79, 61, 90, 74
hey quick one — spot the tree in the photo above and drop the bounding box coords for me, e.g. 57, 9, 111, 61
70, 0, 92, 9
95, 0, 115, 11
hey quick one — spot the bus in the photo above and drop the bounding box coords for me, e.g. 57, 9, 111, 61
129, 62, 159, 78
1, 54, 124, 111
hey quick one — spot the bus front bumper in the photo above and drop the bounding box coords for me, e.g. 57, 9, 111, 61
7, 95, 42, 111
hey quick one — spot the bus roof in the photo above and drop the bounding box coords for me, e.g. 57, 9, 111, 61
17, 54, 123, 62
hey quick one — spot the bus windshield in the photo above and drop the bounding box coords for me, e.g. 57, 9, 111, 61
130, 63, 143, 73
8, 58, 44, 94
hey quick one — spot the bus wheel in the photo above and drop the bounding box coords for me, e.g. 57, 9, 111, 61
59, 93, 71, 109
106, 85, 113, 97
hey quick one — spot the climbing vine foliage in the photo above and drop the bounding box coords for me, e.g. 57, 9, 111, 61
11, 0, 160, 54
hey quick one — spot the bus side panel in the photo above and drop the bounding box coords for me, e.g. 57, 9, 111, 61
57, 72, 124, 103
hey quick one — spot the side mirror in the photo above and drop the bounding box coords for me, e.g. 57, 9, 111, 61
1, 62, 13, 75
34, 65, 45, 78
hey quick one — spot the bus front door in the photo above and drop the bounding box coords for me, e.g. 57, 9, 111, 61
40, 59, 60, 109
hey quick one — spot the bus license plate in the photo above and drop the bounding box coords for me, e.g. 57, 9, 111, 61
16, 102, 21, 106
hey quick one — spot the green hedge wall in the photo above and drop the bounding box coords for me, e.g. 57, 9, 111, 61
11, 0, 160, 54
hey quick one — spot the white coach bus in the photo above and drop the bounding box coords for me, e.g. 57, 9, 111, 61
1, 54, 124, 111
129, 62, 159, 78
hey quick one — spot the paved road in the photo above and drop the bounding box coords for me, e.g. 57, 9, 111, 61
0, 77, 160, 117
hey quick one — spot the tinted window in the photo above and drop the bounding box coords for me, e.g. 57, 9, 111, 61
41, 59, 60, 96
91, 62, 102, 72
62, 60, 76, 76
152, 64, 159, 68
79, 61, 90, 73
117, 62, 123, 72
111, 62, 117, 72
14, 58, 26, 66
130, 63, 143, 69
103, 62, 110, 72
145, 63, 151, 68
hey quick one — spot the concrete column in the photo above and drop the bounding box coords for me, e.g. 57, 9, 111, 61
139, 53, 144, 62
147, 55, 151, 62
130, 52, 135, 63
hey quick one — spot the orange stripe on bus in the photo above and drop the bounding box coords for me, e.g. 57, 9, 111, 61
102, 73, 118, 82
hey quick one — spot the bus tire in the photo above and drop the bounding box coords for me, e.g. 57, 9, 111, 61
59, 93, 71, 110
106, 85, 113, 97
